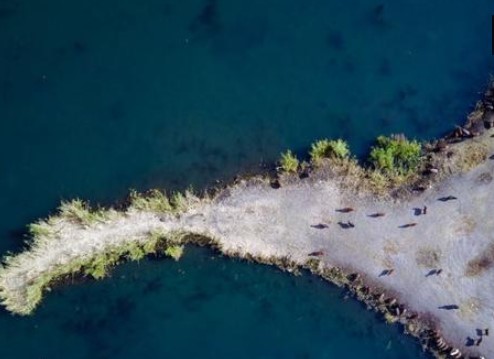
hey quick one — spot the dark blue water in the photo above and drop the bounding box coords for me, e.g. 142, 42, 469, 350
1, 1, 493, 358
0, 246, 429, 359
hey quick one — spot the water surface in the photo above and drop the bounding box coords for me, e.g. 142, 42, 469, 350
0, 0, 493, 357
0, 247, 430, 359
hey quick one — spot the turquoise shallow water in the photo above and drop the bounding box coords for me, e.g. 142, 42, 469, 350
0, 0, 493, 358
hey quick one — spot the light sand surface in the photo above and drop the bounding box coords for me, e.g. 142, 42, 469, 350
2, 130, 494, 358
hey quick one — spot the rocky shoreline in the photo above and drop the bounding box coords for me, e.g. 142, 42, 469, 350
2, 83, 494, 359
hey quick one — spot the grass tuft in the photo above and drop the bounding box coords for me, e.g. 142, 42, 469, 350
129, 189, 172, 212
164, 245, 184, 261
126, 242, 147, 261
58, 199, 113, 226
310, 139, 350, 165
170, 191, 188, 212
27, 221, 53, 238
279, 150, 299, 173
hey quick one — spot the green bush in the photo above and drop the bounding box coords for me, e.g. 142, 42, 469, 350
126, 243, 147, 261
309, 139, 350, 164
170, 191, 187, 212
58, 199, 112, 226
164, 245, 184, 261
143, 230, 167, 253
28, 221, 53, 238
129, 189, 172, 212
368, 135, 421, 176
279, 150, 299, 173
84, 253, 111, 279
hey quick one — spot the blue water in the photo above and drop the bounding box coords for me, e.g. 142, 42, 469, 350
0, 1, 493, 358
0, 246, 431, 359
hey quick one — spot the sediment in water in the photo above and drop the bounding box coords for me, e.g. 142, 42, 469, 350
2, 82, 494, 359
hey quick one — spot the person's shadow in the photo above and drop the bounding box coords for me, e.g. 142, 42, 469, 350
438, 196, 457, 202
337, 221, 354, 229
379, 269, 393, 277
425, 269, 437, 277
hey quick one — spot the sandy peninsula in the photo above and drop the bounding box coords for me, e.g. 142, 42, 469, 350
2, 85, 494, 358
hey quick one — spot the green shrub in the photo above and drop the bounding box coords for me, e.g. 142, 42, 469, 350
309, 139, 350, 164
85, 261, 107, 280
164, 245, 184, 261
58, 199, 112, 226
23, 273, 52, 315
279, 150, 299, 173
84, 254, 110, 279
83, 248, 123, 279
368, 135, 421, 176
28, 221, 53, 238
129, 189, 172, 212
126, 243, 147, 261
143, 230, 167, 253
170, 191, 187, 212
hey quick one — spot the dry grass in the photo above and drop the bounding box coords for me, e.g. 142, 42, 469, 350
454, 216, 476, 236
440, 141, 489, 175
316, 157, 401, 198
382, 256, 395, 269
458, 297, 482, 320
457, 143, 489, 172
383, 240, 399, 256
415, 247, 441, 268
475, 172, 493, 185
465, 243, 494, 277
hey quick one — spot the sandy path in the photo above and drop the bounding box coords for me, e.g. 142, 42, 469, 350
182, 159, 494, 358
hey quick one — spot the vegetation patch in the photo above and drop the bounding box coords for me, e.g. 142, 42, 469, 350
170, 191, 188, 212
476, 172, 493, 185
0, 229, 189, 315
415, 247, 441, 268
58, 199, 116, 227
465, 243, 494, 277
368, 134, 422, 176
309, 139, 350, 165
164, 245, 184, 261
129, 188, 200, 214
305, 135, 426, 197
454, 142, 488, 173
129, 189, 172, 212
279, 150, 299, 173
365, 169, 390, 193
27, 220, 54, 239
